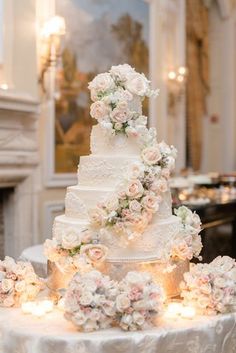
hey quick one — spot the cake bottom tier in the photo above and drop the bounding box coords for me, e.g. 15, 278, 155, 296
47, 259, 189, 299
101, 259, 189, 298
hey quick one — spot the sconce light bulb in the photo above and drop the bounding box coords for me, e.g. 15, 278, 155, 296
168, 71, 176, 80
178, 66, 187, 76
41, 16, 66, 38
177, 75, 184, 83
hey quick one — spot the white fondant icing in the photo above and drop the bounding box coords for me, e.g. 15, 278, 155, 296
78, 155, 141, 188
90, 125, 141, 156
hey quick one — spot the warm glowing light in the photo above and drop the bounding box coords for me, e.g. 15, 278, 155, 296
168, 71, 177, 80
176, 75, 184, 83
178, 66, 187, 76
165, 302, 183, 318
41, 16, 66, 38
165, 302, 196, 319
0, 83, 8, 90
181, 306, 196, 319
21, 302, 35, 314
21, 300, 54, 317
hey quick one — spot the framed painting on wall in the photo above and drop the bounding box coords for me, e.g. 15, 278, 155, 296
44, 0, 150, 186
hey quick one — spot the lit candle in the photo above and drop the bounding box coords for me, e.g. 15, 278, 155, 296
41, 300, 54, 313
165, 302, 183, 318
31, 305, 46, 318
21, 302, 36, 314
181, 306, 196, 319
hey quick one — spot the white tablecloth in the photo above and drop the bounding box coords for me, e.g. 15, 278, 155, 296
20, 245, 47, 278
0, 308, 236, 353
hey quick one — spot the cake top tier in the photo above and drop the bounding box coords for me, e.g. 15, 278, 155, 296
88, 64, 158, 139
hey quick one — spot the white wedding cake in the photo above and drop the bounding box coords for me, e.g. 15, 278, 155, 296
45, 64, 202, 297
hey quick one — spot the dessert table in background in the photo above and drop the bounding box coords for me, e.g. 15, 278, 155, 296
0, 308, 236, 353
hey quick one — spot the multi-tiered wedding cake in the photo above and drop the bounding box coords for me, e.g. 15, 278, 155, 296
45, 64, 202, 297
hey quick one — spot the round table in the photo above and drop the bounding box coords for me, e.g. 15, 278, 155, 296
0, 308, 235, 353
20, 245, 47, 278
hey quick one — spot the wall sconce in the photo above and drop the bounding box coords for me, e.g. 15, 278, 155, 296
167, 66, 188, 115
38, 16, 66, 94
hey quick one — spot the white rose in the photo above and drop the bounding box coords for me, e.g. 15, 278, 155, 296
88, 207, 107, 227
110, 107, 131, 123
212, 289, 224, 302
141, 146, 162, 165
100, 121, 113, 133
155, 178, 168, 193
141, 194, 160, 213
90, 101, 110, 121
62, 228, 81, 249
105, 195, 119, 212
114, 122, 123, 130
127, 162, 145, 179
116, 294, 131, 312
15, 280, 26, 293
135, 115, 147, 127
132, 311, 145, 326
165, 156, 175, 170
126, 72, 150, 96
1, 279, 14, 293
125, 271, 144, 285
125, 180, 144, 199
74, 312, 86, 325
3, 296, 15, 307
88, 73, 114, 93
120, 314, 133, 328
110, 64, 135, 81
214, 277, 226, 288
129, 200, 142, 213
117, 100, 128, 110
80, 291, 94, 306
228, 268, 236, 281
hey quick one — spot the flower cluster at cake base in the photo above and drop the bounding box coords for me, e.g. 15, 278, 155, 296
116, 271, 164, 331
89, 142, 177, 243
0, 257, 43, 307
167, 206, 202, 262
180, 256, 236, 315
64, 270, 118, 332
44, 228, 108, 273
89, 64, 159, 138
64, 270, 164, 332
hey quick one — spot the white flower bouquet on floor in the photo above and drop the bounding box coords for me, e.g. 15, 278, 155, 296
0, 256, 43, 307
180, 256, 236, 315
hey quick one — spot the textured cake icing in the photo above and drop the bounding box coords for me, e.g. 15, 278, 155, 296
45, 64, 202, 297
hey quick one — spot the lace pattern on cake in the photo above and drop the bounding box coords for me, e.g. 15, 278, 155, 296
65, 192, 88, 219
90, 125, 141, 155
78, 158, 138, 187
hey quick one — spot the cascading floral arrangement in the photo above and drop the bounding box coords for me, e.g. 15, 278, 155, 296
169, 206, 202, 261
89, 141, 177, 242
180, 256, 236, 315
64, 270, 164, 332
0, 256, 43, 307
44, 229, 108, 273
89, 63, 159, 138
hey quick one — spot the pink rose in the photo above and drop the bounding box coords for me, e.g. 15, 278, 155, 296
141, 146, 162, 165
126, 72, 149, 96
141, 194, 160, 213
125, 180, 144, 199
110, 107, 131, 123
90, 101, 110, 121
88, 207, 107, 227
81, 244, 108, 263
129, 200, 141, 213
